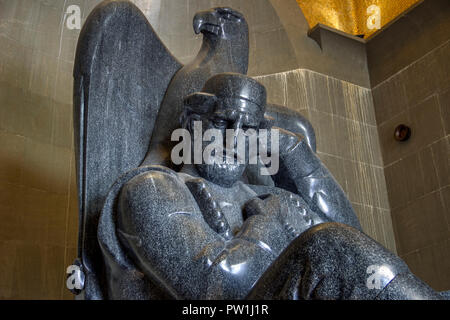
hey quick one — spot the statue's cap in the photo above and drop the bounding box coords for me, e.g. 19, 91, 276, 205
184, 73, 266, 113
202, 73, 266, 108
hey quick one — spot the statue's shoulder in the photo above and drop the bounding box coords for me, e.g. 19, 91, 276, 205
122, 165, 185, 197
119, 165, 198, 218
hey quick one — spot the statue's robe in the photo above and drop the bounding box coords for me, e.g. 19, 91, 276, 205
96, 136, 364, 300
97, 138, 445, 300
98, 165, 329, 299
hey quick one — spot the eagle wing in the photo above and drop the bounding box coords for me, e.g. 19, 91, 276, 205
73, 0, 182, 298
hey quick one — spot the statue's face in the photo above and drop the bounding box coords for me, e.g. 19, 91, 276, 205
192, 97, 264, 188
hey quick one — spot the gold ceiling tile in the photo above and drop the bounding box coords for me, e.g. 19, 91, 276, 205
297, 0, 421, 38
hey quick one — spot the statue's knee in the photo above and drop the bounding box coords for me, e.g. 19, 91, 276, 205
282, 222, 351, 259
296, 222, 392, 259
300, 222, 356, 245
307, 222, 350, 233
298, 222, 409, 273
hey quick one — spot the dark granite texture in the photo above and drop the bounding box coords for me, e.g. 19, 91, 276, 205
143, 7, 250, 166
72, 1, 445, 300
247, 223, 442, 300
271, 128, 362, 231
109, 165, 325, 299
441, 291, 450, 300
73, 0, 182, 299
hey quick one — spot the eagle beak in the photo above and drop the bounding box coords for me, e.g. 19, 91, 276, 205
193, 10, 220, 35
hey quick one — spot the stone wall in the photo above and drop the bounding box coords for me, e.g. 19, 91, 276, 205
372, 40, 449, 291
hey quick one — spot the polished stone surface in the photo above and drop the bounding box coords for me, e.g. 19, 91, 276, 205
247, 223, 442, 300
143, 6, 250, 166
73, 0, 183, 298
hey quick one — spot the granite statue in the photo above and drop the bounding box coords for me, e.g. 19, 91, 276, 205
72, 0, 315, 299
70, 0, 446, 300
95, 73, 443, 300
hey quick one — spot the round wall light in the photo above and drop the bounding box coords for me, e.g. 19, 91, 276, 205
394, 124, 411, 142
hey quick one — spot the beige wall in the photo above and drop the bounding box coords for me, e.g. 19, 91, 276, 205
373, 40, 450, 291
0, 0, 78, 299
367, 0, 450, 291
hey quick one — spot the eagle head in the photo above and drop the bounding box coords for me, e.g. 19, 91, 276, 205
193, 7, 248, 40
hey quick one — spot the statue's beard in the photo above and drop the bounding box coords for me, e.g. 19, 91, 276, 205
195, 151, 246, 188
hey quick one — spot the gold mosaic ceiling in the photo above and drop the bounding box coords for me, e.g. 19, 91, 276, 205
296, 0, 421, 38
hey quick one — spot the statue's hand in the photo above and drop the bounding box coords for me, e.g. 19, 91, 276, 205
243, 194, 282, 220
258, 120, 306, 159
185, 178, 233, 240
244, 194, 303, 238
239, 194, 292, 254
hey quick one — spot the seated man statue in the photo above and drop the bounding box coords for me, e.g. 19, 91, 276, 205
97, 73, 443, 300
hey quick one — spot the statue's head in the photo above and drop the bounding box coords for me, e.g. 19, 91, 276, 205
193, 7, 248, 41
182, 73, 267, 187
